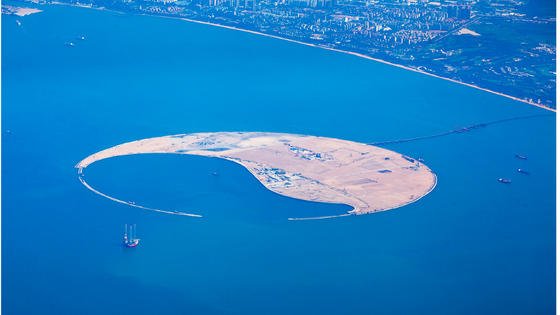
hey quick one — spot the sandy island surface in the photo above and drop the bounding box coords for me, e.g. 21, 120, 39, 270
76, 132, 437, 219
2, 5, 42, 16
456, 28, 481, 36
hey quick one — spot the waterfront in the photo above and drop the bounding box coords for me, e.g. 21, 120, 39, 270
2, 3, 556, 314
34, 0, 559, 108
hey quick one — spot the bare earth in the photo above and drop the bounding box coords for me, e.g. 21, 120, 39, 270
76, 132, 437, 219
456, 28, 481, 36
2, 5, 42, 16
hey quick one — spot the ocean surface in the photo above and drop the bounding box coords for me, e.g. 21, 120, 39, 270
2, 3, 555, 314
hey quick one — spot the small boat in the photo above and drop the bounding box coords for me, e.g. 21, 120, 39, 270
15, 20, 21, 27
123, 224, 140, 248
497, 178, 512, 184
78, 35, 86, 40
515, 154, 528, 160
517, 168, 530, 175
65, 41, 75, 47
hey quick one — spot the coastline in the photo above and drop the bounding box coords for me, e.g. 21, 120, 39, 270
77, 152, 437, 221
75, 132, 438, 219
78, 170, 203, 217
288, 169, 438, 221
2, 5, 42, 16
15, 7, 42, 16
47, 1, 555, 112
177, 17, 555, 112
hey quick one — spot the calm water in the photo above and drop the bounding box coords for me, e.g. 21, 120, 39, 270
2, 3, 555, 314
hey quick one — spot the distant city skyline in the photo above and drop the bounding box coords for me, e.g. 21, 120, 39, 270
19, 0, 554, 108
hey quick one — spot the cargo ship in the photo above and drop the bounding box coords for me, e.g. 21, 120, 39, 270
123, 224, 140, 248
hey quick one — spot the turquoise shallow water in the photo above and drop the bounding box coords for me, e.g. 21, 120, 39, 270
2, 3, 555, 314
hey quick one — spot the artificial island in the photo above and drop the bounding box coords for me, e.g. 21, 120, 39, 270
76, 132, 437, 219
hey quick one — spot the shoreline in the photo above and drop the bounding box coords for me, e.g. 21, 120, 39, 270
2, 5, 43, 16
47, 2, 555, 112
288, 170, 438, 221
75, 132, 438, 220
78, 171, 203, 217
77, 151, 437, 221
177, 16, 555, 112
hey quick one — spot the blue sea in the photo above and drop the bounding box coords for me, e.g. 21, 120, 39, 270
2, 3, 555, 314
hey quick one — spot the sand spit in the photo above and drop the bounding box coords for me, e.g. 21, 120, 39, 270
456, 28, 481, 36
2, 5, 42, 16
